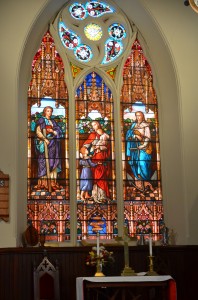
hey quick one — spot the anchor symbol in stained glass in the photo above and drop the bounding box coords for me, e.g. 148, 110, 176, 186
59, 21, 80, 49
84, 23, 103, 41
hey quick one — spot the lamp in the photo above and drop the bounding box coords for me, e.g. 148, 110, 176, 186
184, 0, 190, 5
184, 0, 198, 12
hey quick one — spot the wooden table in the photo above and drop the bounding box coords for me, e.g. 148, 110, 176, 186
76, 275, 174, 300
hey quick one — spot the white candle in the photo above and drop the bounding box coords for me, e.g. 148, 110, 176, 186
96, 232, 100, 256
149, 233, 152, 256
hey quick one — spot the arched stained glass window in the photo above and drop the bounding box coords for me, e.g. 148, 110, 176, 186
27, 31, 70, 242
76, 72, 117, 240
27, 1, 165, 245
121, 39, 163, 240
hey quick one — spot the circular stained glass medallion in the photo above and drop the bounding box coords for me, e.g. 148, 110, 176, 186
69, 3, 87, 20
74, 44, 93, 62
84, 23, 103, 41
108, 23, 126, 40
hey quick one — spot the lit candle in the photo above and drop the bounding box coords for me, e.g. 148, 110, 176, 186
97, 232, 100, 256
149, 233, 152, 256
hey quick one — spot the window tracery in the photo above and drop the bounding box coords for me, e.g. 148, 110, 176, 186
27, 0, 164, 244
54, 0, 131, 66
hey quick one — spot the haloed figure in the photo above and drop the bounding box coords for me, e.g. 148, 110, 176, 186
34, 106, 63, 191
126, 111, 152, 186
83, 121, 111, 202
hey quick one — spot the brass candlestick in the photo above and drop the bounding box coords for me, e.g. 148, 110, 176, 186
147, 256, 158, 276
94, 257, 105, 277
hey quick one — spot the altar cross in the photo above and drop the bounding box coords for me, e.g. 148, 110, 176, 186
115, 226, 136, 276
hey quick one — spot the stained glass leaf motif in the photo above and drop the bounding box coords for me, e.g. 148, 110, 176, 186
108, 23, 126, 40
86, 1, 114, 17
102, 39, 123, 64
69, 3, 87, 20
74, 45, 93, 62
59, 21, 80, 49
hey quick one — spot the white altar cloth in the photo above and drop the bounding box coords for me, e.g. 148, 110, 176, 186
76, 275, 173, 300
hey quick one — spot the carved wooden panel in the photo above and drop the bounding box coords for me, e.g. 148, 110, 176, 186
0, 170, 9, 221
0, 246, 198, 300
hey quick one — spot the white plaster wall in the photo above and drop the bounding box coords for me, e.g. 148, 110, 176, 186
0, 0, 197, 246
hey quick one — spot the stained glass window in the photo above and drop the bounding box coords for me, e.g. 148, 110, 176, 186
121, 39, 164, 241
27, 31, 70, 242
108, 23, 126, 40
59, 21, 81, 49
84, 23, 103, 41
75, 72, 117, 240
74, 44, 93, 62
27, 1, 164, 245
102, 39, 123, 64
69, 3, 87, 20
86, 1, 114, 17
69, 1, 114, 19
57, 1, 127, 65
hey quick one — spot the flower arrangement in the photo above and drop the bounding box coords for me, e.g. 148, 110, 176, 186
86, 246, 114, 266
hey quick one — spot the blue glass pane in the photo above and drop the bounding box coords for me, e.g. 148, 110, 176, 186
76, 72, 111, 98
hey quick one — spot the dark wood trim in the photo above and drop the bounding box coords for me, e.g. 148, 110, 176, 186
0, 245, 197, 300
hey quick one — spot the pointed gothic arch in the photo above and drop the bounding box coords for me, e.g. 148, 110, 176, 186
15, 3, 181, 246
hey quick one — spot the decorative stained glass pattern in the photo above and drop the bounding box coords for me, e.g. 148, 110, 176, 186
69, 3, 87, 20
57, 1, 128, 65
27, 31, 70, 242
74, 44, 93, 62
121, 39, 164, 241
59, 21, 80, 49
27, 2, 164, 246
86, 1, 114, 17
71, 63, 82, 78
84, 23, 103, 41
102, 39, 123, 64
76, 72, 117, 240
108, 23, 126, 40
106, 67, 116, 79
69, 1, 114, 20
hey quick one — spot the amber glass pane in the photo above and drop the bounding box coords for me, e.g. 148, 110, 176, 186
121, 39, 164, 241
27, 31, 70, 242
76, 72, 117, 240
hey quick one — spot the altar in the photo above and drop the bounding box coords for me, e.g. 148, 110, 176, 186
76, 275, 177, 300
